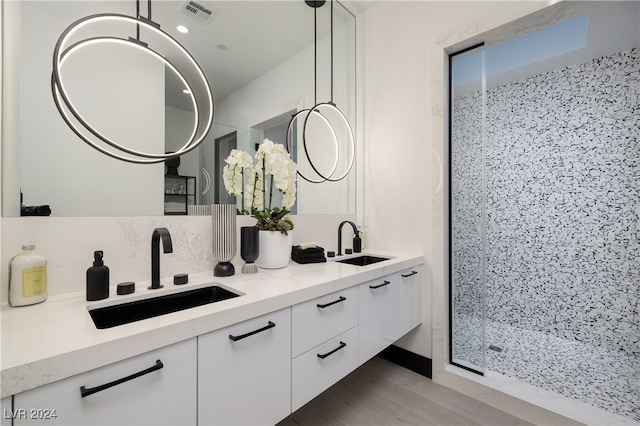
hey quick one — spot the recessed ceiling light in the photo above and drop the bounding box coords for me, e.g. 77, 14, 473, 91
217, 44, 228, 50
183, 89, 191, 94
177, 25, 189, 34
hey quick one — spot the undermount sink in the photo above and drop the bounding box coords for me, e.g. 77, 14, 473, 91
89, 285, 240, 329
336, 255, 390, 266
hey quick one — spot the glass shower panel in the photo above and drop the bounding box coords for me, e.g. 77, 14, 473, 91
450, 45, 486, 373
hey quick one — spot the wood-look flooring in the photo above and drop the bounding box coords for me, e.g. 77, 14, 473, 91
278, 357, 533, 426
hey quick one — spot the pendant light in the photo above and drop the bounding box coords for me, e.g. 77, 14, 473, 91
286, 0, 355, 183
51, 0, 214, 164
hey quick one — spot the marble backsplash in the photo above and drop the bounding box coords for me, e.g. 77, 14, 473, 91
0, 214, 356, 305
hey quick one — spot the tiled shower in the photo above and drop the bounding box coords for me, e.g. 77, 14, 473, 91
450, 3, 639, 421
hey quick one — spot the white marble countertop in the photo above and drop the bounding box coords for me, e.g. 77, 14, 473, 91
1, 249, 424, 398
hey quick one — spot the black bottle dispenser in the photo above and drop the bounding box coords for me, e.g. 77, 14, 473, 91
353, 234, 362, 253
87, 251, 109, 301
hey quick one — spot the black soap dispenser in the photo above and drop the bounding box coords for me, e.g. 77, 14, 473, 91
353, 233, 362, 253
87, 251, 109, 301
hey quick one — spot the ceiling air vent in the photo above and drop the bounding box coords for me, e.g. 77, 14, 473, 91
179, 1, 215, 24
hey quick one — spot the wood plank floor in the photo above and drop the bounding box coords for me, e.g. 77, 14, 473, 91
278, 357, 533, 426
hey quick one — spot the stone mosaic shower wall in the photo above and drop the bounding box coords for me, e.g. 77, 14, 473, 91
451, 86, 485, 368
453, 48, 640, 357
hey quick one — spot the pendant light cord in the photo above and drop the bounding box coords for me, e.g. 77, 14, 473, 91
136, 0, 140, 40
330, 0, 334, 104
314, 7, 317, 105
312, 0, 335, 104
135, 0, 153, 41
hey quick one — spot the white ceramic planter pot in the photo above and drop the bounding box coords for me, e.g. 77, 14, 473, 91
257, 230, 293, 269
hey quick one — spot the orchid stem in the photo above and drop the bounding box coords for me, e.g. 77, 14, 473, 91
262, 157, 266, 214
269, 173, 274, 211
240, 167, 245, 212
251, 170, 258, 212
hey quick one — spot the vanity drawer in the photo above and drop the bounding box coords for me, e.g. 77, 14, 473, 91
291, 326, 358, 412
291, 286, 358, 357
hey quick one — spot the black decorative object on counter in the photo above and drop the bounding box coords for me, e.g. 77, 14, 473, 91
117, 282, 135, 295
241, 226, 260, 274
87, 250, 109, 301
173, 273, 189, 285
291, 245, 327, 264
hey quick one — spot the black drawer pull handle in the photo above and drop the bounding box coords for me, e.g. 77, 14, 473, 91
229, 321, 276, 342
317, 296, 346, 309
401, 271, 418, 278
317, 341, 347, 359
80, 359, 163, 398
369, 280, 391, 289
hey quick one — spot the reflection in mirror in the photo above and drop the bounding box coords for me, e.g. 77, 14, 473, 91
51, 11, 214, 164
2, 1, 356, 217
251, 111, 298, 215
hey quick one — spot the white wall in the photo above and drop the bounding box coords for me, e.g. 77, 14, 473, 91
358, 0, 522, 361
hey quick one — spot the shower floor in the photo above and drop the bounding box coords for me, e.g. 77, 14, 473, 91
453, 316, 640, 422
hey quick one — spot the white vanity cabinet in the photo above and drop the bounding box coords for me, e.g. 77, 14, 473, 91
3, 255, 425, 426
359, 266, 423, 365
12, 338, 197, 425
291, 287, 359, 412
197, 307, 291, 426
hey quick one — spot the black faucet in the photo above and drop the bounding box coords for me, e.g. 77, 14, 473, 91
150, 227, 173, 290
337, 220, 360, 256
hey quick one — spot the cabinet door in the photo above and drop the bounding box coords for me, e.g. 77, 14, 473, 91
358, 276, 395, 365
198, 308, 291, 426
14, 339, 197, 425
291, 326, 358, 412
394, 266, 423, 339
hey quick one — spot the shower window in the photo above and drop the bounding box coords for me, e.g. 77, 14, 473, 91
449, 1, 639, 421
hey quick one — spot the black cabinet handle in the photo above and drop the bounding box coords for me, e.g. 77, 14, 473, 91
80, 360, 163, 398
317, 296, 346, 309
317, 341, 347, 359
369, 280, 391, 289
401, 271, 418, 278
229, 321, 276, 342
